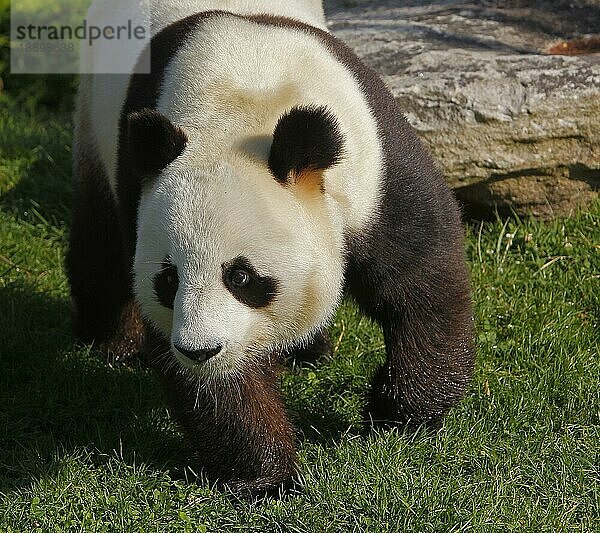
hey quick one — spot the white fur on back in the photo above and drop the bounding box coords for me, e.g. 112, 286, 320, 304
82, 0, 326, 184
157, 14, 382, 232
150, 0, 326, 31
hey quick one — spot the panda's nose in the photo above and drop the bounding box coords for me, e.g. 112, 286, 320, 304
174, 344, 222, 362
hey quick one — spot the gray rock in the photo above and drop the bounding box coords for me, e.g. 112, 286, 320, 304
325, 0, 600, 217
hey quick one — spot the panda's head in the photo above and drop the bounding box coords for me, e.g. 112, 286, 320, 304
128, 106, 346, 379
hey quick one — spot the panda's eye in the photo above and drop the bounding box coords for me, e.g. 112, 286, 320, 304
153, 258, 179, 309
230, 269, 250, 288
222, 256, 279, 309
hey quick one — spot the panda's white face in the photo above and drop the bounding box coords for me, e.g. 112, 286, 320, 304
133, 159, 345, 379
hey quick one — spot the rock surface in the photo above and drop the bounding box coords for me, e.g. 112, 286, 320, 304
325, 0, 600, 217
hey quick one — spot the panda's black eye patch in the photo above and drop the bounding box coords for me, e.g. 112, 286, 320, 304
222, 257, 278, 309
153, 257, 179, 309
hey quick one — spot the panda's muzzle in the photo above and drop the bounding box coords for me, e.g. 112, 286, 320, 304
174, 344, 222, 363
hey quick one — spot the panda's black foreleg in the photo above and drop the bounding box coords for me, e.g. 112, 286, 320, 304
365, 313, 473, 430
346, 256, 474, 430
148, 331, 297, 495
65, 151, 145, 361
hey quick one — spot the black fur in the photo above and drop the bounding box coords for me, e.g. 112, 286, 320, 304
222, 256, 279, 309
65, 105, 146, 361
268, 105, 345, 184
153, 258, 178, 310
127, 108, 187, 177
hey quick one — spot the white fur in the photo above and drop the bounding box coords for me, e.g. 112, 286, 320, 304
82, 0, 326, 182
79, 2, 384, 378
157, 14, 382, 231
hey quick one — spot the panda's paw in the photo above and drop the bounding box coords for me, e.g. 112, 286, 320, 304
283, 329, 332, 367
100, 301, 147, 366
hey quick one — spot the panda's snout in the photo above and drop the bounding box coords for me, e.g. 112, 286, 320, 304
174, 344, 222, 363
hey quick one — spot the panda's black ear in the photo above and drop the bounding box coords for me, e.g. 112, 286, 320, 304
126, 108, 188, 177
268, 105, 344, 194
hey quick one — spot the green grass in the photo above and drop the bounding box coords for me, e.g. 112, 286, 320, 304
0, 95, 599, 531
0, 0, 77, 114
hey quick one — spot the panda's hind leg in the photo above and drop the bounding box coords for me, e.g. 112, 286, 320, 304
65, 140, 144, 362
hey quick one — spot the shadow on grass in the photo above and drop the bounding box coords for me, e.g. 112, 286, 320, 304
289, 386, 363, 445
0, 280, 189, 492
0, 157, 73, 230
283, 346, 380, 445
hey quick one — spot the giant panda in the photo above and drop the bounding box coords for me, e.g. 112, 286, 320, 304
66, 0, 474, 493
